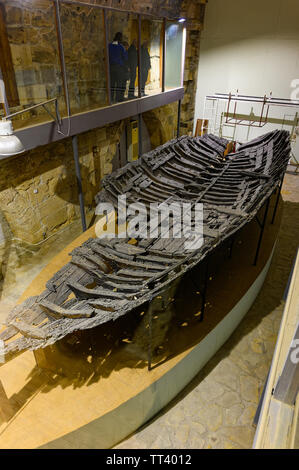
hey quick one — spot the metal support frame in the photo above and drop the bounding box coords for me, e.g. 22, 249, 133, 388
274, 321, 299, 405
54, 0, 71, 117
72, 135, 87, 232
6, 97, 61, 125
162, 18, 166, 93
200, 259, 209, 322
253, 196, 271, 266
228, 236, 235, 259
188, 256, 210, 323
138, 113, 143, 156
0, 66, 9, 116
203, 92, 299, 141
224, 92, 271, 128
56, 0, 88, 232
177, 99, 181, 138
103, 9, 111, 106
0, 1, 186, 236
57, 0, 165, 19
271, 176, 284, 224
147, 299, 153, 371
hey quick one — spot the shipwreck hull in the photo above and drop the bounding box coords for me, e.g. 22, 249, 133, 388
0, 195, 283, 448
0, 130, 291, 362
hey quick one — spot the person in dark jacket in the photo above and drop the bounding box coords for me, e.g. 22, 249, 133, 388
141, 40, 151, 97
108, 32, 128, 102
127, 39, 138, 99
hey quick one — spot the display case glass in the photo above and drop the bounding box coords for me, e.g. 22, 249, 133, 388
60, 2, 108, 114
106, 10, 138, 103
165, 21, 185, 90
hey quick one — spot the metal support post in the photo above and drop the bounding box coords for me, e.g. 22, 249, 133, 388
72, 135, 87, 231
271, 176, 284, 224
228, 237, 235, 259
138, 113, 143, 157
137, 14, 142, 99
200, 259, 209, 322
54, 0, 71, 117
253, 197, 270, 266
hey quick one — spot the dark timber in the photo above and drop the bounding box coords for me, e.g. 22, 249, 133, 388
0, 130, 291, 363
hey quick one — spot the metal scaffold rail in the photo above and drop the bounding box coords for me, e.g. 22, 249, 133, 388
201, 91, 299, 146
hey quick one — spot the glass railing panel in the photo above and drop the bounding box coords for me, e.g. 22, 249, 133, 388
106, 10, 138, 104
0, 0, 65, 129
165, 20, 185, 90
140, 18, 163, 97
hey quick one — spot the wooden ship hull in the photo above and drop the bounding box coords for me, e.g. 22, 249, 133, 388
0, 130, 291, 363
0, 129, 291, 448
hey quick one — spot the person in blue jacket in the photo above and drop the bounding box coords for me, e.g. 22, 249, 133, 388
109, 32, 128, 103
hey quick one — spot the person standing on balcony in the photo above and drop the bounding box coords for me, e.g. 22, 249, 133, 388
109, 32, 128, 103
141, 40, 151, 97
128, 39, 138, 99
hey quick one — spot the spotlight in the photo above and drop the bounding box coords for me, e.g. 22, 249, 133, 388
0, 119, 24, 158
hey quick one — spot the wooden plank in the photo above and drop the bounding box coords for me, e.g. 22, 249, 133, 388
0, 378, 14, 422
194, 118, 208, 137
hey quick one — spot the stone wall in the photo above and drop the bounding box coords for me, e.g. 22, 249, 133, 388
180, 0, 206, 135
0, 119, 125, 295
143, 102, 178, 149
3, 0, 107, 117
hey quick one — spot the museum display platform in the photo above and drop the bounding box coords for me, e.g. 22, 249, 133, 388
0, 195, 282, 449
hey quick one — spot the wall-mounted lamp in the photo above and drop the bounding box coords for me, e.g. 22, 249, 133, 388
178, 18, 186, 23
0, 119, 24, 157
0, 97, 61, 159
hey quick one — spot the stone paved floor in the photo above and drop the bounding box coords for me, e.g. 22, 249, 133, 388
115, 169, 299, 449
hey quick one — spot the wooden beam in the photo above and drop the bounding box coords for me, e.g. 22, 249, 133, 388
194, 118, 208, 136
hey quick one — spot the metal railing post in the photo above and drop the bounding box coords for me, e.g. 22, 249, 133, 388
103, 9, 111, 106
